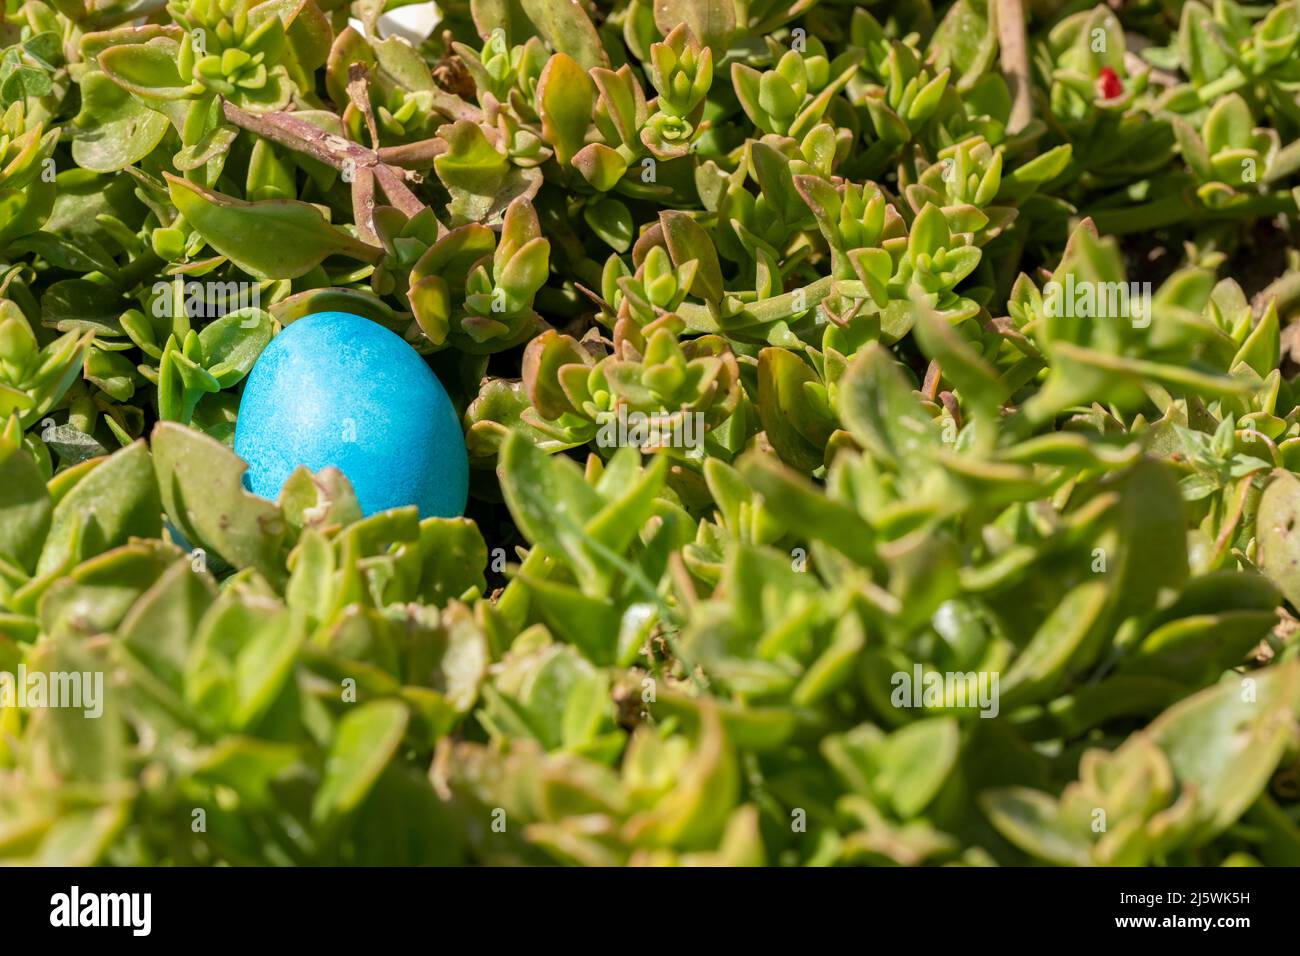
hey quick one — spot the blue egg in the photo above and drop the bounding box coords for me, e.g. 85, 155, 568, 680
234, 311, 468, 518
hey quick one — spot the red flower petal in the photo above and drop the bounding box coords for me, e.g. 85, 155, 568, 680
1098, 66, 1123, 99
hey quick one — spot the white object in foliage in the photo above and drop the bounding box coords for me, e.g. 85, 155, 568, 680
348, 2, 440, 43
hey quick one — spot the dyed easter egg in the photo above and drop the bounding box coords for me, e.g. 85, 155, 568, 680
234, 311, 467, 518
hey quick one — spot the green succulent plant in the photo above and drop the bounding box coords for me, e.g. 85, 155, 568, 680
3, 0, 1300, 871
0, 100, 58, 248
0, 299, 92, 429
517, 316, 743, 458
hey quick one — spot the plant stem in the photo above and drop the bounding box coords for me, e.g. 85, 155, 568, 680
996, 0, 1033, 135
1088, 192, 1300, 236
221, 99, 430, 219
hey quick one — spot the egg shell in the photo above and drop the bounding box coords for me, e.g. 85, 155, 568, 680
234, 311, 468, 518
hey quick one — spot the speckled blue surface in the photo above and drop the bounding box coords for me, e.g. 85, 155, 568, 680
234, 311, 468, 518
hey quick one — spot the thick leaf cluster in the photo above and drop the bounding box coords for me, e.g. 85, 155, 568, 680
2, 0, 1300, 865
